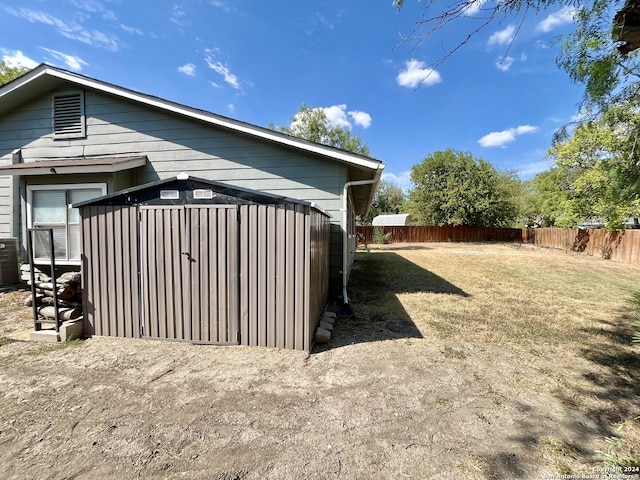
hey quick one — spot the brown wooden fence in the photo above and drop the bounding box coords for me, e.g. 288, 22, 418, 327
524, 227, 640, 264
357, 225, 523, 245
357, 225, 640, 265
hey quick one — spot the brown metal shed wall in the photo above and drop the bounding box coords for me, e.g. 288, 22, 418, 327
306, 207, 331, 349
238, 204, 330, 350
81, 205, 140, 338
81, 202, 329, 351
139, 205, 239, 344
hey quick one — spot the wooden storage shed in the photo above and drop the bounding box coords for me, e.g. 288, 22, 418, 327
76, 175, 330, 351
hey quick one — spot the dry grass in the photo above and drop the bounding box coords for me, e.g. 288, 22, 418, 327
1, 243, 639, 478
0, 288, 32, 339
349, 242, 640, 470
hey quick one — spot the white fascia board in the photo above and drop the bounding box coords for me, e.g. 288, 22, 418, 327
44, 67, 385, 172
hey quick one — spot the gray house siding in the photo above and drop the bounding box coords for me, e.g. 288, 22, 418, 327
0, 87, 354, 289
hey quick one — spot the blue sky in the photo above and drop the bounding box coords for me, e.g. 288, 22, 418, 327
1, 0, 584, 190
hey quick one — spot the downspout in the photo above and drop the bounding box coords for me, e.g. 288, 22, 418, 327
341, 177, 380, 306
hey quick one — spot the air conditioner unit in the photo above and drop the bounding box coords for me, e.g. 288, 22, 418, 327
0, 238, 20, 286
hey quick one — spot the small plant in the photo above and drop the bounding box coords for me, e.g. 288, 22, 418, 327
601, 245, 613, 260
436, 396, 448, 408
0, 336, 10, 347
594, 420, 640, 468
27, 338, 85, 356
540, 437, 578, 458
442, 344, 467, 359
631, 292, 640, 344
372, 226, 388, 244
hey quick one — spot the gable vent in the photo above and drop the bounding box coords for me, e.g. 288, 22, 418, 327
52, 91, 85, 139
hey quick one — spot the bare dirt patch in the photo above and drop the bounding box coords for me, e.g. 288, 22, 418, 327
1, 243, 639, 479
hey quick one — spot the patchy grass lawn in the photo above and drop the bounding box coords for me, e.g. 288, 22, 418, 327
344, 243, 640, 472
0, 243, 638, 479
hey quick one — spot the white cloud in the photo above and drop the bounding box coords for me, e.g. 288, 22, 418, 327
41, 48, 88, 71
178, 63, 196, 76
397, 59, 442, 89
207, 61, 240, 89
4, 6, 120, 51
71, 0, 117, 20
291, 104, 372, 131
517, 157, 554, 179
382, 171, 412, 191
348, 110, 372, 128
1, 49, 38, 69
515, 125, 538, 135
170, 4, 189, 26
120, 24, 143, 35
488, 25, 516, 46
205, 49, 241, 90
496, 56, 514, 71
463, 0, 488, 16
320, 104, 350, 128
209, 1, 231, 12
478, 125, 539, 147
227, 103, 235, 113
536, 6, 577, 33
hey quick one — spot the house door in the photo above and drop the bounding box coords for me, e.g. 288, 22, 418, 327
139, 205, 239, 344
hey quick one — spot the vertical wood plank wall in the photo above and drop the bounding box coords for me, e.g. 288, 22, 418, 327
81, 202, 330, 350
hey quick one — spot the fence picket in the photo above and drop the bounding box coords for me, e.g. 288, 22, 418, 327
356, 226, 640, 265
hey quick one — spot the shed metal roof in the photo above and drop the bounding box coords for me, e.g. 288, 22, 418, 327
372, 214, 411, 226
74, 174, 330, 216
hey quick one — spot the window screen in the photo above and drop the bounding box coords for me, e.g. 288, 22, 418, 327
30, 186, 103, 262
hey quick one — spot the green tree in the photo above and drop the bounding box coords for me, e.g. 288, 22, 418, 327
547, 103, 640, 228
360, 179, 407, 224
407, 149, 521, 227
527, 167, 580, 227
273, 104, 370, 156
556, 0, 640, 111
0, 61, 29, 86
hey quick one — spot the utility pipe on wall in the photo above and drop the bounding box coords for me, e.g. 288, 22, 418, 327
341, 178, 380, 305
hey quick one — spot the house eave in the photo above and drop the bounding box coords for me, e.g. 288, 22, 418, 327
0, 64, 383, 172
0, 155, 148, 176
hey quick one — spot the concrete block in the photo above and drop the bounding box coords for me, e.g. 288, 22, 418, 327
60, 319, 83, 342
319, 321, 334, 331
315, 327, 331, 344
323, 311, 337, 319
28, 319, 83, 343
29, 329, 60, 343
321, 315, 335, 325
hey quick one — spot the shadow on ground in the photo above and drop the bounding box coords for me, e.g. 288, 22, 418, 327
573, 302, 640, 425
478, 299, 640, 477
316, 250, 469, 351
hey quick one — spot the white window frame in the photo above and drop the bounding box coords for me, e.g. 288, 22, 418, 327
27, 183, 107, 265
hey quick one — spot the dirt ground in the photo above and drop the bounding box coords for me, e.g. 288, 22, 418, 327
1, 243, 639, 480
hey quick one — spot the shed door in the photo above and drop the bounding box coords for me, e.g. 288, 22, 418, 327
139, 205, 239, 344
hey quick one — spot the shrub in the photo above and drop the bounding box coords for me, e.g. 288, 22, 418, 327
372, 227, 390, 244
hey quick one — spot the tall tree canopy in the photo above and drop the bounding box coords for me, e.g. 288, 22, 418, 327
0, 61, 29, 86
547, 102, 640, 228
273, 104, 370, 156
408, 149, 521, 227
